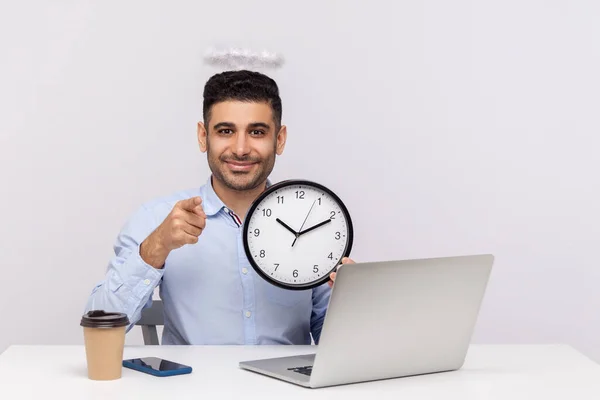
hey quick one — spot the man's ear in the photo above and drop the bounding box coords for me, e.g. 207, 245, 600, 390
197, 121, 208, 153
276, 125, 287, 155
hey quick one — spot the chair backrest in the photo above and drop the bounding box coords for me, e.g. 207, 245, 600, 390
135, 300, 164, 345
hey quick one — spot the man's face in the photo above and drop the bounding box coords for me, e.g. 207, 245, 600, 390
198, 100, 286, 191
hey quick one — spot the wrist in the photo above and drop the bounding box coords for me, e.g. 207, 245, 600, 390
140, 234, 170, 269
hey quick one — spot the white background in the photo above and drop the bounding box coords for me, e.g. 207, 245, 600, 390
1, 1, 599, 362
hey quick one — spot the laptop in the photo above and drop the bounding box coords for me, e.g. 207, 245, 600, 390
239, 254, 494, 388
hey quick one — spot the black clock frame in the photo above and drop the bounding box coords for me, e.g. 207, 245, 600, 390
242, 179, 354, 290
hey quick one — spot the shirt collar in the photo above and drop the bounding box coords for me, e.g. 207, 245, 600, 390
201, 175, 272, 217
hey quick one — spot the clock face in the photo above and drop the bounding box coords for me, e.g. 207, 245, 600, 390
243, 180, 353, 290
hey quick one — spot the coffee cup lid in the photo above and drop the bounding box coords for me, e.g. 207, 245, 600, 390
80, 310, 129, 328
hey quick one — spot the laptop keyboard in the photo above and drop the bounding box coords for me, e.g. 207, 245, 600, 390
288, 365, 313, 376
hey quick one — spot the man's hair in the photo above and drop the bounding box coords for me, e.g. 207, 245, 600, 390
202, 70, 282, 129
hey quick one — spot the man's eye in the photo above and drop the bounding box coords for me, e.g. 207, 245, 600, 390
251, 130, 265, 135
219, 129, 233, 134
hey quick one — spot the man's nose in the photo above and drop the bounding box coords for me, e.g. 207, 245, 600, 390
233, 133, 250, 156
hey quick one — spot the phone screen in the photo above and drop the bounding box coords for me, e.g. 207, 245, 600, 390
128, 357, 190, 371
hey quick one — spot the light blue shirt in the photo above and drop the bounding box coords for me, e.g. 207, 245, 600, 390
84, 176, 331, 345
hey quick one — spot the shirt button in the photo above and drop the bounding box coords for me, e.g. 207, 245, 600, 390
245, 311, 252, 318
242, 268, 248, 274
143, 279, 151, 285
224, 207, 229, 213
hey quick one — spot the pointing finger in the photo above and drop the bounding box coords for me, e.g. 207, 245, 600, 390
178, 196, 202, 212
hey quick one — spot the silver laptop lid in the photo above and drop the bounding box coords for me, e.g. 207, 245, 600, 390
309, 254, 494, 388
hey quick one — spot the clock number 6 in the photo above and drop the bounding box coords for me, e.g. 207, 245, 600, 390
293, 270, 298, 278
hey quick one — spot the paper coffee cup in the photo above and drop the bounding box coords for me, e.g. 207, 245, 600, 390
80, 310, 129, 380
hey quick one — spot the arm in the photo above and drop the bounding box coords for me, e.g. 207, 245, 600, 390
84, 204, 164, 332
85, 196, 206, 332
310, 283, 332, 344
310, 257, 356, 343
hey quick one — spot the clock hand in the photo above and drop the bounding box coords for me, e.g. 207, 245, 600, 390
298, 200, 316, 232
276, 218, 298, 236
298, 218, 332, 236
292, 200, 316, 247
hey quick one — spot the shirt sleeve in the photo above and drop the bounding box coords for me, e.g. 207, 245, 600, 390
310, 283, 332, 344
84, 204, 164, 332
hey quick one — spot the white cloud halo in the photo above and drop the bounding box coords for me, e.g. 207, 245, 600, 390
203, 47, 285, 71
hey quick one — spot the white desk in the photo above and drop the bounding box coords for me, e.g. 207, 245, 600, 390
1, 344, 599, 399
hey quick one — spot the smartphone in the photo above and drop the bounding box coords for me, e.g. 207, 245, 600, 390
122, 357, 192, 377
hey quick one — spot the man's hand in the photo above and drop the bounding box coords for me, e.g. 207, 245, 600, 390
140, 196, 206, 268
328, 257, 355, 288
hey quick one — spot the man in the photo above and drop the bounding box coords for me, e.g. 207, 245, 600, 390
84, 70, 353, 345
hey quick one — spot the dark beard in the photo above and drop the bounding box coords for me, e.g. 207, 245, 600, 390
207, 149, 276, 192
